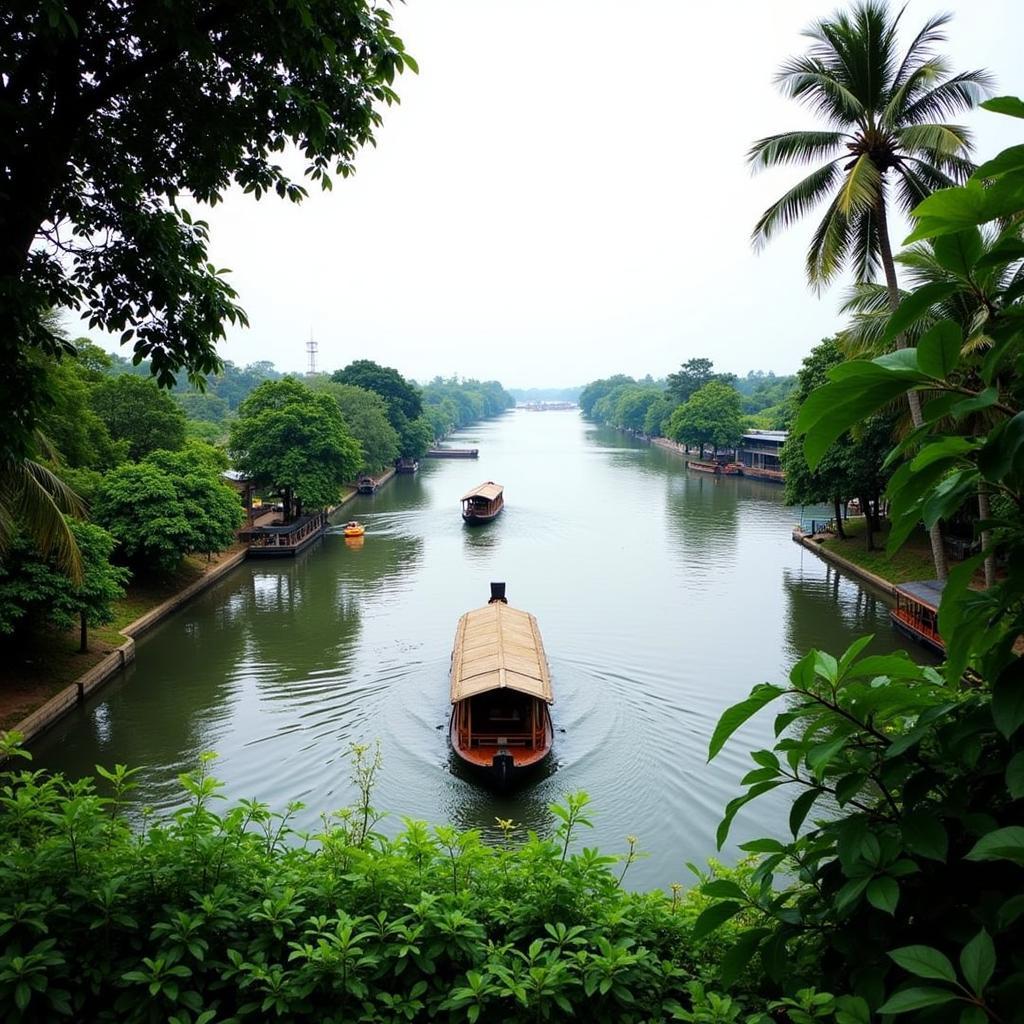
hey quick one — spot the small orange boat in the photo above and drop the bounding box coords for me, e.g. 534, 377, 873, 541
448, 584, 553, 788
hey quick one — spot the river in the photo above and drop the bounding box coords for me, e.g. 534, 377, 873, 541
33, 409, 929, 889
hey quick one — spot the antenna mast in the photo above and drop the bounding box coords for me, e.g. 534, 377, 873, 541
306, 331, 318, 376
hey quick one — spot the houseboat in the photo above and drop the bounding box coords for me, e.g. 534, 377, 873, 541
357, 475, 377, 494
395, 457, 419, 474
449, 584, 554, 789
687, 458, 720, 474
891, 579, 945, 655
238, 512, 329, 557
461, 481, 504, 524
737, 430, 787, 483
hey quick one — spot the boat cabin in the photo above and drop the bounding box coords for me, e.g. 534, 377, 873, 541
461, 481, 504, 523
891, 579, 945, 654
357, 475, 377, 494
449, 585, 553, 787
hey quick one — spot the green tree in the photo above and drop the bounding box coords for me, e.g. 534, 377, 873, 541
310, 380, 400, 473
0, 519, 128, 651
332, 360, 423, 423
579, 375, 635, 418
95, 448, 243, 573
229, 379, 361, 519
90, 375, 187, 461
613, 386, 663, 433
749, 1, 990, 578
398, 416, 436, 461
666, 381, 743, 457
2, 3, 414, 462
643, 394, 677, 438
666, 358, 736, 405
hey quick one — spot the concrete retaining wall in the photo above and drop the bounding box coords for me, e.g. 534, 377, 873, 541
10, 466, 402, 746
12, 548, 249, 745
792, 528, 897, 601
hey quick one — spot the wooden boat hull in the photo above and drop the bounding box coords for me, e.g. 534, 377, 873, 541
687, 459, 720, 474
890, 609, 945, 655
449, 704, 553, 790
462, 507, 502, 525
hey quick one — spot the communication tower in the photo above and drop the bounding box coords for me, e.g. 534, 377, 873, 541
306, 333, 318, 376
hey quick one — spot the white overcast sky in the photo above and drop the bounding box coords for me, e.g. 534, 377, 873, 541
85, 0, 1024, 388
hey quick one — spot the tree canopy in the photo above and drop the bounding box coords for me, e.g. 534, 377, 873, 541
0, 518, 127, 648
666, 358, 736, 405
89, 374, 187, 461
95, 446, 243, 573
310, 380, 400, 473
666, 381, 743, 455
229, 379, 361, 518
1, 2, 415, 460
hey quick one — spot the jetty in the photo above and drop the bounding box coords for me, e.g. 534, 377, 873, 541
425, 447, 479, 459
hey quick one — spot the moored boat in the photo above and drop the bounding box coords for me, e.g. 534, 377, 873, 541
461, 481, 504, 524
395, 457, 419, 474
449, 584, 553, 789
357, 475, 377, 494
890, 579, 945, 654
686, 458, 720, 474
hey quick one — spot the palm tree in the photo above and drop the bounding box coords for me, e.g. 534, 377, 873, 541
840, 228, 1024, 586
749, 0, 992, 579
1, 435, 85, 584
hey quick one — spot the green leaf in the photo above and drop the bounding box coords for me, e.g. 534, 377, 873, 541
978, 412, 1024, 482
702, 879, 747, 900
718, 928, 770, 988
961, 1007, 988, 1024
949, 388, 999, 419
716, 781, 786, 849
959, 930, 995, 997
992, 674, 1024, 738
789, 788, 820, 836
998, 894, 1024, 929
877, 987, 957, 1014
739, 838, 787, 854
965, 826, 1024, 864
806, 737, 846, 780
1006, 752, 1024, 799
916, 320, 963, 379
981, 96, 1024, 120
707, 684, 785, 761
882, 282, 959, 343
933, 230, 984, 279
867, 877, 899, 914
901, 813, 948, 862
888, 946, 957, 983
692, 901, 743, 939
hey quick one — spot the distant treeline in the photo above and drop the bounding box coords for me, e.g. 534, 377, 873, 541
580, 361, 795, 453
508, 386, 583, 404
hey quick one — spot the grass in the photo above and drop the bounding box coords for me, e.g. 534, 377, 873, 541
818, 517, 938, 584
0, 551, 239, 732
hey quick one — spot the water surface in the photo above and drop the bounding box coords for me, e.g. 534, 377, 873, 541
35, 410, 928, 888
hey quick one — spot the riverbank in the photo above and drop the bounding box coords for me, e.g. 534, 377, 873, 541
793, 517, 942, 596
0, 478, 381, 741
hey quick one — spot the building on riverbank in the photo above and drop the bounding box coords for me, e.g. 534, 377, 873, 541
737, 430, 786, 482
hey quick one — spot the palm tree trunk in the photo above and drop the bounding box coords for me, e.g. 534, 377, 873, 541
875, 193, 948, 580
978, 483, 995, 588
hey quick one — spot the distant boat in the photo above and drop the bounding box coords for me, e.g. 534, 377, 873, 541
357, 475, 377, 494
448, 583, 554, 789
425, 447, 479, 459
395, 457, 419, 474
461, 481, 504, 524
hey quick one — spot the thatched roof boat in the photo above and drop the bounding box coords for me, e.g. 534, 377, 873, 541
448, 584, 553, 788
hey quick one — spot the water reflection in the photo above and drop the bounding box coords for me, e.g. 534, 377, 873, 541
34, 410, 936, 888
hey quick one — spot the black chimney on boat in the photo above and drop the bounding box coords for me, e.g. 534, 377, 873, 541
489, 581, 507, 604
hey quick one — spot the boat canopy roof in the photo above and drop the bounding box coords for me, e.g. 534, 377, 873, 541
450, 602, 553, 704
461, 481, 503, 502
894, 578, 945, 611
